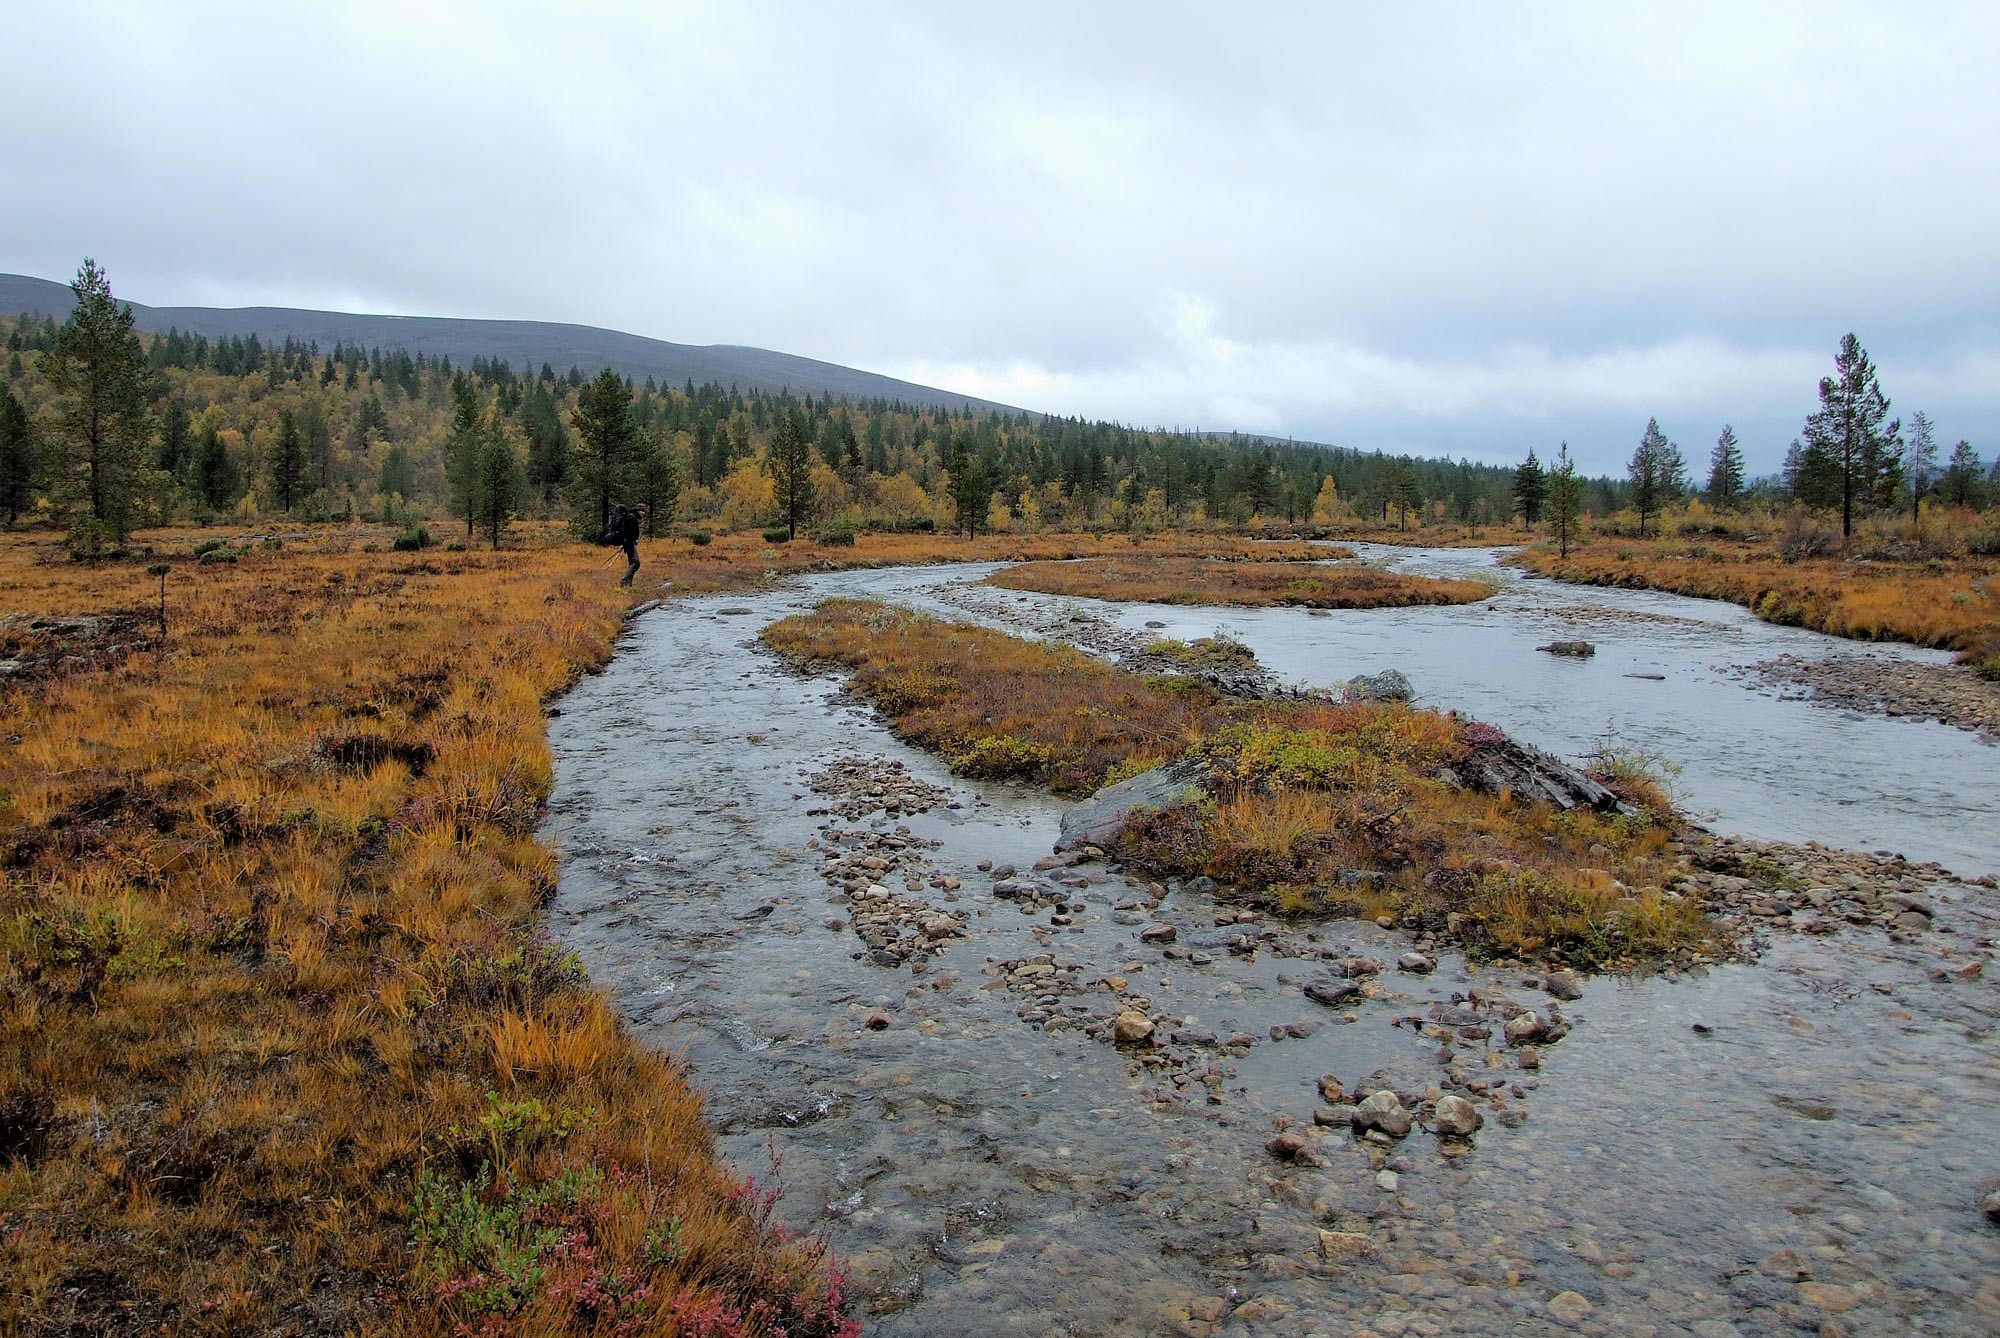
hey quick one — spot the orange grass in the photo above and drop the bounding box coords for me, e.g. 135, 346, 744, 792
763, 599, 1711, 966
983, 554, 1492, 608
0, 527, 855, 1336
1516, 534, 2000, 675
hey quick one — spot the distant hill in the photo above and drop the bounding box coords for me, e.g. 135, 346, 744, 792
0, 272, 1026, 416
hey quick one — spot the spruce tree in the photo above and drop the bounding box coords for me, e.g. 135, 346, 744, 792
270, 409, 305, 513
41, 258, 153, 540
1904, 410, 1938, 524
1706, 425, 1744, 507
767, 408, 817, 539
473, 419, 523, 549
1511, 449, 1546, 525
192, 425, 238, 512
0, 387, 38, 525
1941, 441, 1986, 508
569, 368, 638, 534
1387, 461, 1421, 530
1548, 441, 1584, 558
1802, 334, 1900, 538
1627, 418, 1683, 537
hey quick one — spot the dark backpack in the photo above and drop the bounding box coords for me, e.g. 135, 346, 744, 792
601, 507, 625, 546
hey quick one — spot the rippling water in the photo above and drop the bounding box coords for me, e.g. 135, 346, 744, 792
545, 553, 2000, 1336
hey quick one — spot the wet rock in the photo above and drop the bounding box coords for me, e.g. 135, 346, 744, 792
1375, 1169, 1400, 1191
861, 1008, 894, 1030
1266, 1130, 1310, 1161
1982, 1188, 2000, 1224
1352, 1090, 1413, 1138
1057, 757, 1208, 852
1537, 640, 1596, 658
1398, 952, 1435, 975
1112, 1009, 1156, 1046
1547, 1290, 1594, 1324
1543, 970, 1583, 1001
1504, 1011, 1547, 1045
1317, 1074, 1345, 1103
1305, 975, 1363, 1006
1760, 1247, 1813, 1280
1139, 922, 1178, 944
1798, 1282, 1861, 1313
1432, 1094, 1483, 1138
1318, 1229, 1375, 1261
1344, 669, 1414, 702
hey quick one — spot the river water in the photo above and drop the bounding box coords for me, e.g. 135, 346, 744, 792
545, 548, 2000, 1336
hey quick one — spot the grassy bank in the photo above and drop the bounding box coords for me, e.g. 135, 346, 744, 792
983, 554, 1492, 608
0, 529, 854, 1336
764, 599, 1707, 967
1514, 536, 2000, 677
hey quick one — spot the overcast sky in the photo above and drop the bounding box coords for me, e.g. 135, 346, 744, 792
5, 2, 1998, 474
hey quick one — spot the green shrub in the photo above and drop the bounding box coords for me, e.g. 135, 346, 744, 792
687, 529, 712, 546
761, 527, 792, 544
812, 524, 857, 546
445, 541, 467, 552
198, 547, 239, 565
193, 538, 226, 557
392, 526, 432, 552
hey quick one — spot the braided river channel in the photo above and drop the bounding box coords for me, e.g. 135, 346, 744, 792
544, 546, 1999, 1336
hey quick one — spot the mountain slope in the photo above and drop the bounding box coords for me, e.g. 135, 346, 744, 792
0, 272, 1024, 415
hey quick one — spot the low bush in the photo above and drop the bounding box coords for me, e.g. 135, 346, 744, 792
687, 529, 712, 546
762, 527, 793, 544
392, 525, 433, 552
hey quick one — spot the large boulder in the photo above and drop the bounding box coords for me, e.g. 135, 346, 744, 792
1344, 670, 1414, 703
1056, 755, 1208, 852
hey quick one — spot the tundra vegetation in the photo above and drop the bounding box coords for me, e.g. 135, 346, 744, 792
0, 528, 858, 1336
764, 599, 1705, 969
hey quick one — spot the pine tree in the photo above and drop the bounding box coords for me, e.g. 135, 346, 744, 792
0, 387, 38, 525
1387, 461, 1421, 530
41, 258, 153, 540
1803, 333, 1900, 538
378, 443, 416, 507
569, 368, 638, 534
1545, 441, 1583, 557
767, 408, 817, 538
1904, 410, 1938, 524
1512, 449, 1547, 525
1706, 425, 1744, 507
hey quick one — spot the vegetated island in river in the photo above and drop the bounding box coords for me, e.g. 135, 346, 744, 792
983, 552, 1494, 608
763, 596, 1705, 967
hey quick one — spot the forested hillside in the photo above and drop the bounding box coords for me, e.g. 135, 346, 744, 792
1, 271, 1591, 545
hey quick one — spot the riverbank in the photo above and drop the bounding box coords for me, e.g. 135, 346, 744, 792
0, 529, 853, 1335
1513, 537, 2000, 679
984, 553, 1493, 609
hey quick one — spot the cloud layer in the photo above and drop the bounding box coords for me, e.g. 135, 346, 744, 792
4, 2, 1996, 473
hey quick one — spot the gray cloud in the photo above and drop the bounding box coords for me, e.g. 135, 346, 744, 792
4, 1, 1996, 473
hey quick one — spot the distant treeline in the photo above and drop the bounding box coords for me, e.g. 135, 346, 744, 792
1, 270, 1635, 545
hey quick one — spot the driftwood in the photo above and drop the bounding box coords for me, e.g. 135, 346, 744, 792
1437, 732, 1633, 815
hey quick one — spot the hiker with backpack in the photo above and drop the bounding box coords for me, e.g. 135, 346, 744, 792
605, 503, 646, 586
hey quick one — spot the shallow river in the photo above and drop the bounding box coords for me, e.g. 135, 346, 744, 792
546, 549, 2000, 1336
